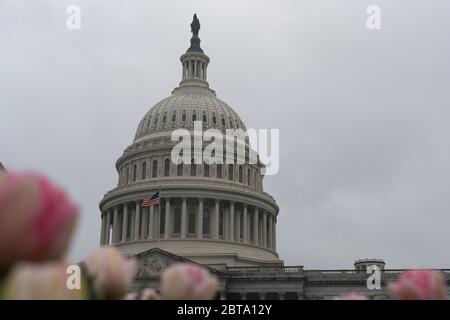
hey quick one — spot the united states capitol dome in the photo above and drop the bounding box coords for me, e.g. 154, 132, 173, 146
100, 14, 280, 268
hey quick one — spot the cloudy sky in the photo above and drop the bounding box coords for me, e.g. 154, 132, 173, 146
1, 0, 449, 269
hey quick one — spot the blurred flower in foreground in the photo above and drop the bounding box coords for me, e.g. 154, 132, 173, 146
334, 293, 368, 300
161, 263, 218, 300
140, 288, 160, 300
84, 247, 137, 299
390, 270, 447, 300
0, 172, 78, 270
0, 262, 87, 300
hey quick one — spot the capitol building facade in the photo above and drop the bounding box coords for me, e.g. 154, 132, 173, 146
99, 16, 450, 300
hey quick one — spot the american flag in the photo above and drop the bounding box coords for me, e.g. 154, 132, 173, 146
141, 191, 160, 207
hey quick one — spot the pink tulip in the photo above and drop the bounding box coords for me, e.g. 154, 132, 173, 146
335, 293, 368, 300
84, 247, 137, 299
140, 288, 160, 300
0, 262, 88, 300
390, 269, 447, 300
0, 172, 78, 269
160, 263, 218, 300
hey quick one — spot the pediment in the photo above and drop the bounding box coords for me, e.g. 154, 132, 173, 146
134, 248, 220, 278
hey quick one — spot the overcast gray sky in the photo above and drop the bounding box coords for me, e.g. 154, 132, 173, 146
1, 0, 449, 269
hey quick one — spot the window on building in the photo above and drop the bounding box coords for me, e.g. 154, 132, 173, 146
202, 114, 207, 123
160, 209, 165, 235
173, 207, 181, 235
152, 160, 158, 178
177, 163, 183, 176
162, 114, 167, 123
204, 164, 210, 177
219, 209, 224, 237
203, 208, 211, 236
182, 113, 186, 122
154, 116, 159, 125
126, 166, 130, 184
192, 113, 197, 122
172, 113, 176, 122
221, 117, 226, 127
188, 207, 196, 235
133, 164, 137, 182
217, 164, 222, 179
239, 166, 243, 183
164, 159, 170, 177
212, 115, 217, 124
190, 159, 196, 176
141, 162, 147, 180
228, 164, 234, 181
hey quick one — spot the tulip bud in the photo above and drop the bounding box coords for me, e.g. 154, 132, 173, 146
84, 247, 137, 300
390, 269, 447, 300
161, 263, 218, 300
0, 173, 78, 270
334, 293, 368, 300
0, 262, 88, 300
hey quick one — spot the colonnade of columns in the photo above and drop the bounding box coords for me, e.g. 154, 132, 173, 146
100, 197, 277, 251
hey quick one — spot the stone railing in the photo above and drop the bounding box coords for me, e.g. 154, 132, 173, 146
226, 265, 304, 275
304, 269, 450, 282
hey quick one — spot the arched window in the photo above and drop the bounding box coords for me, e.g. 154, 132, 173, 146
247, 168, 251, 185
212, 115, 217, 125
203, 208, 211, 236
162, 114, 167, 123
141, 162, 147, 180
254, 172, 257, 188
172, 113, 176, 123
190, 159, 196, 176
126, 166, 130, 184
217, 164, 222, 179
192, 113, 197, 122
188, 206, 196, 235
204, 164, 210, 177
164, 159, 170, 177
182, 113, 186, 122
229, 119, 234, 128
228, 164, 234, 181
221, 117, 226, 127
173, 207, 181, 235
152, 160, 158, 178
133, 164, 137, 182
177, 163, 183, 176
202, 114, 207, 123
239, 166, 243, 183
154, 116, 159, 125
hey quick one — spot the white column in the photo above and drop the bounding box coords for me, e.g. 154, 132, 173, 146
273, 216, 277, 251
105, 210, 111, 245
148, 206, 154, 240
214, 199, 220, 240
164, 198, 171, 238
112, 207, 118, 244
197, 198, 203, 239
262, 210, 267, 247
254, 208, 259, 245
243, 205, 248, 243
122, 204, 128, 242
141, 207, 148, 239
181, 198, 187, 238
134, 201, 140, 240
268, 214, 273, 249
229, 202, 235, 241
100, 213, 105, 245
